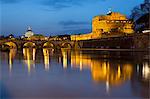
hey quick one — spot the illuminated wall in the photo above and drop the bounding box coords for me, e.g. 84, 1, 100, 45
71, 12, 134, 41
92, 12, 134, 34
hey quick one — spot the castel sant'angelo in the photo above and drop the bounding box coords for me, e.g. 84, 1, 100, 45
71, 11, 134, 41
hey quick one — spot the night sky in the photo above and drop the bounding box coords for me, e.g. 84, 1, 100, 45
0, 0, 143, 36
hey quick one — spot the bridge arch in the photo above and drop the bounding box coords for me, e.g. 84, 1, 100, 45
43, 42, 55, 48
61, 43, 72, 49
3, 42, 17, 49
23, 42, 36, 48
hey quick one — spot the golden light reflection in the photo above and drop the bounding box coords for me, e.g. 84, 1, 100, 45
142, 62, 150, 80
8, 49, 17, 72
23, 48, 36, 73
43, 48, 50, 71
62, 49, 68, 69
71, 51, 92, 69
33, 48, 36, 61
79, 51, 83, 71
123, 64, 133, 79
92, 63, 133, 86
69, 50, 133, 87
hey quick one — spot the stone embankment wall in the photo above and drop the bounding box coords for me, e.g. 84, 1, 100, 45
79, 33, 149, 49
133, 33, 149, 49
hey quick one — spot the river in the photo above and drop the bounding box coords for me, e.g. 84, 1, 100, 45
0, 48, 149, 99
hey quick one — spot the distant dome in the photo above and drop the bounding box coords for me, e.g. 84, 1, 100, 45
27, 26, 32, 31
25, 26, 34, 38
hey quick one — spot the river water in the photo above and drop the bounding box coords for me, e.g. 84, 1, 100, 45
0, 48, 149, 99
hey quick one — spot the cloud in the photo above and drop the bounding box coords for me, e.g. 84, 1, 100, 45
41, 0, 102, 10
57, 20, 91, 34
59, 20, 90, 26
0, 0, 22, 4
41, 0, 80, 10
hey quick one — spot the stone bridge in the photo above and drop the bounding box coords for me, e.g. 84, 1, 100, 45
0, 33, 149, 50
0, 39, 82, 49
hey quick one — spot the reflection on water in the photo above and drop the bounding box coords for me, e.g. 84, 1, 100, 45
43, 48, 54, 71
62, 49, 68, 69
1, 48, 149, 98
63, 50, 133, 86
142, 62, 150, 80
8, 49, 17, 72
23, 48, 36, 73
43, 48, 50, 71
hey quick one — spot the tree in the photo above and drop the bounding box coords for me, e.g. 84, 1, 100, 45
131, 2, 150, 21
130, 1, 150, 31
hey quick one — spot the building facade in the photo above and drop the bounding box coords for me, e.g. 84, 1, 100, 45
71, 11, 134, 41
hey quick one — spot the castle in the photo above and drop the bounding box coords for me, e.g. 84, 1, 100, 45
71, 11, 134, 41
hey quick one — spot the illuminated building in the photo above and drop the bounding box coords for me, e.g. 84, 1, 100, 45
71, 11, 134, 41
24, 26, 48, 40
25, 26, 34, 38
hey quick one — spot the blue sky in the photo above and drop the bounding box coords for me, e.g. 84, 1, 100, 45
0, 0, 143, 36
